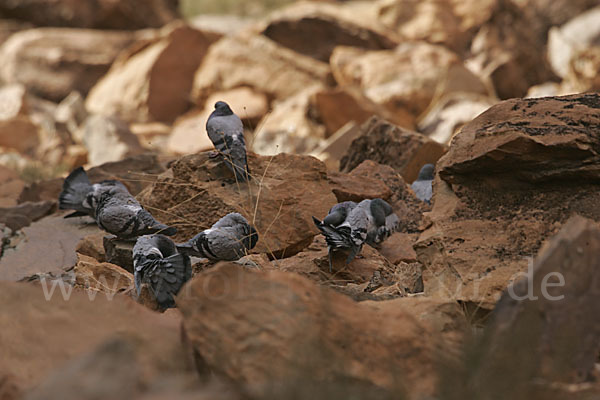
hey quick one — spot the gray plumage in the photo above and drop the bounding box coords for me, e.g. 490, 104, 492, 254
133, 234, 191, 310
322, 201, 357, 226
313, 199, 399, 272
176, 212, 258, 261
206, 101, 250, 182
411, 164, 435, 204
94, 186, 176, 239
59, 166, 128, 218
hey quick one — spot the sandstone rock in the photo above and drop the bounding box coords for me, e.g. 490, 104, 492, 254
76, 232, 106, 263
565, 46, 600, 93
81, 115, 144, 166
54, 91, 88, 143
418, 93, 497, 144
260, 1, 397, 62
466, 0, 557, 99
0, 280, 186, 393
86, 23, 220, 123
415, 93, 600, 309
0, 83, 39, 155
0, 215, 99, 281
18, 153, 166, 203
0, 165, 24, 207
331, 43, 487, 118
138, 152, 337, 258
463, 216, 600, 396
0, 200, 55, 231
252, 86, 326, 155
378, 233, 418, 264
0, 0, 179, 30
178, 263, 439, 398
340, 117, 447, 182
327, 170, 393, 203
189, 14, 255, 37
168, 87, 267, 155
191, 33, 331, 104
0, 28, 134, 101
312, 87, 415, 136
375, 0, 497, 53
309, 122, 362, 170
0, 19, 33, 46
73, 253, 133, 295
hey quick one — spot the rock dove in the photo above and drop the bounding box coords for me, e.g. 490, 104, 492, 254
176, 212, 258, 261
322, 201, 357, 226
411, 164, 434, 204
58, 166, 128, 218
94, 187, 177, 239
206, 101, 250, 182
133, 234, 192, 310
313, 199, 399, 272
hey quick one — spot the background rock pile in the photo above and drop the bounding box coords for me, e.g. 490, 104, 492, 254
0, 1, 599, 400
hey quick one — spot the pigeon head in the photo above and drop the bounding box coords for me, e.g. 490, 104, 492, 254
213, 101, 234, 117
417, 164, 435, 181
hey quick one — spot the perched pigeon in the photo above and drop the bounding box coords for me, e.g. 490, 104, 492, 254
133, 234, 191, 310
176, 212, 258, 261
58, 166, 128, 218
411, 164, 435, 204
321, 201, 357, 227
206, 101, 250, 182
94, 187, 177, 239
313, 198, 399, 272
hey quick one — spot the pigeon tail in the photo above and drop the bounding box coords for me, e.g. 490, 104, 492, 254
58, 167, 92, 211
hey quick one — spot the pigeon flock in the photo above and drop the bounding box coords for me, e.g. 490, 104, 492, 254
58, 101, 434, 310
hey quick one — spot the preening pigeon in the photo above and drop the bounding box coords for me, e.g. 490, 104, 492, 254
58, 166, 128, 218
313, 198, 399, 272
411, 164, 434, 204
94, 187, 177, 239
206, 101, 250, 182
176, 212, 258, 261
133, 234, 192, 310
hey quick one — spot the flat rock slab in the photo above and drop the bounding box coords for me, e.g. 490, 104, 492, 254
0, 215, 99, 281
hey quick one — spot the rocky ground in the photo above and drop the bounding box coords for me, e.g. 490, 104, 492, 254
0, 1, 599, 399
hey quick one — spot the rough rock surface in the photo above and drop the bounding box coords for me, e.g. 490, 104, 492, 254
0, 215, 98, 281
415, 93, 600, 309
0, 165, 25, 207
0, 28, 134, 101
0, 280, 187, 394
260, 2, 397, 62
340, 117, 447, 183
178, 263, 439, 398
86, 24, 220, 123
0, 0, 179, 30
461, 216, 600, 396
192, 32, 331, 104
0, 200, 55, 231
139, 152, 337, 258
0, 84, 39, 156
72, 253, 133, 295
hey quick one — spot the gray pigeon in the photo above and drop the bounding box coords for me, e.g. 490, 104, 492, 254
176, 212, 258, 261
133, 234, 191, 310
206, 101, 250, 182
313, 198, 399, 272
411, 164, 434, 204
58, 166, 128, 218
94, 185, 177, 239
321, 201, 357, 226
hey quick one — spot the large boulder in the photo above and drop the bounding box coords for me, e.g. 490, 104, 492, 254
0, 28, 134, 101
138, 152, 338, 258
81, 115, 144, 166
340, 116, 447, 183
191, 32, 331, 104
86, 23, 220, 123
0, 0, 179, 30
178, 263, 441, 398
0, 281, 186, 394
0, 84, 39, 156
331, 42, 487, 118
0, 165, 24, 207
415, 93, 600, 309
260, 1, 397, 62
459, 216, 600, 397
